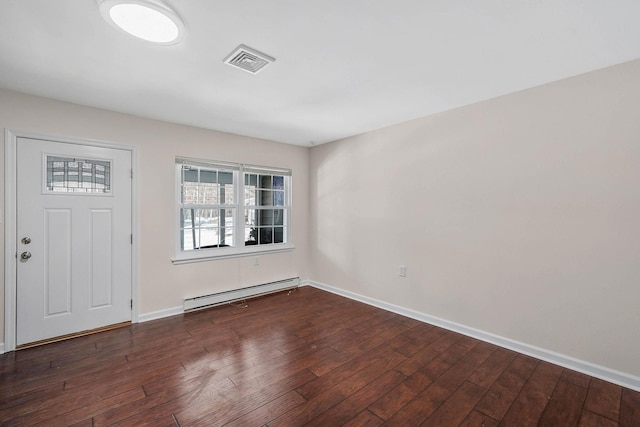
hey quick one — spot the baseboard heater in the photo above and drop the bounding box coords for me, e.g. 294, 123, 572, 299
183, 277, 300, 312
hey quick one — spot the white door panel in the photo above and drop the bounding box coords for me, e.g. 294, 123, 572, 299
16, 137, 132, 345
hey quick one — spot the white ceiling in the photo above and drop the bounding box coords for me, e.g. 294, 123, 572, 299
1, 1, 640, 146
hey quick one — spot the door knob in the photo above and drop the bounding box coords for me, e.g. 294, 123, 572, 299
20, 251, 32, 260
21, 237, 31, 245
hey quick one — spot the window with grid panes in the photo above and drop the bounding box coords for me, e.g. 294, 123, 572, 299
243, 171, 287, 246
176, 158, 291, 261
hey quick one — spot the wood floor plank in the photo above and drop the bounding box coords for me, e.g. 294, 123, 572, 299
109, 410, 179, 427
620, 387, 640, 427
421, 380, 488, 426
228, 346, 338, 388
32, 387, 146, 427
66, 418, 95, 427
560, 369, 592, 388
538, 378, 589, 426
498, 361, 563, 426
270, 350, 407, 426
468, 347, 517, 389
459, 409, 500, 427
309, 334, 388, 377
92, 377, 235, 426
0, 381, 63, 413
473, 354, 539, 421
384, 341, 494, 426
398, 321, 439, 341
388, 324, 447, 358
579, 410, 618, 427
0, 368, 146, 424
402, 338, 480, 395
349, 309, 398, 333
296, 343, 400, 400
3, 387, 145, 426
142, 346, 283, 396
176, 368, 317, 426
304, 370, 406, 426
224, 390, 307, 427
402, 349, 461, 396
0, 353, 127, 396
1, 287, 639, 426
394, 331, 462, 377
368, 382, 417, 420
584, 377, 623, 422
343, 409, 385, 426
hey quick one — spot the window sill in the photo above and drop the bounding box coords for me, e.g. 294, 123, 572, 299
171, 244, 295, 265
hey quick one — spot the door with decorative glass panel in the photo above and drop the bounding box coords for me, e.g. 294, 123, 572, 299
16, 137, 132, 346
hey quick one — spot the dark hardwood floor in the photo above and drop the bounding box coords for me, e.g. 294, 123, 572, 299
1, 286, 639, 426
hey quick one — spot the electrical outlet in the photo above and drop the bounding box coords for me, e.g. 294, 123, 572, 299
253, 257, 260, 266
399, 265, 407, 277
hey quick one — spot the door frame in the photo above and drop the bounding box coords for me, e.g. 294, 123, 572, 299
4, 129, 139, 352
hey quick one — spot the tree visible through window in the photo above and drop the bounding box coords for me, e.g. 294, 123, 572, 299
176, 159, 291, 259
244, 173, 286, 246
179, 164, 234, 250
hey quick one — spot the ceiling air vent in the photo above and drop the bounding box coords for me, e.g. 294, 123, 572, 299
223, 44, 275, 74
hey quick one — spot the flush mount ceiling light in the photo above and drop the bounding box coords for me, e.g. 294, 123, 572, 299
98, 0, 185, 45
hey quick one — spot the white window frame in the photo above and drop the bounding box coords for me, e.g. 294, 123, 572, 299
172, 157, 293, 264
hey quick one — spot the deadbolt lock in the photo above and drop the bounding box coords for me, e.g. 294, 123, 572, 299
21, 237, 32, 245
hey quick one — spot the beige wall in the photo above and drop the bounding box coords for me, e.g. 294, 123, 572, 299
0, 89, 310, 340
309, 60, 640, 377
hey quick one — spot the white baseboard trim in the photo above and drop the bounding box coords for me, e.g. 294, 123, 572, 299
138, 306, 183, 323
0, 342, 4, 354
308, 280, 640, 392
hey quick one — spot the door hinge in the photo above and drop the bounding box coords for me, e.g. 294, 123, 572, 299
130, 234, 133, 244
130, 299, 133, 310
130, 169, 133, 179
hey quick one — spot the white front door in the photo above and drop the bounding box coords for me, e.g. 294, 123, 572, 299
16, 137, 132, 346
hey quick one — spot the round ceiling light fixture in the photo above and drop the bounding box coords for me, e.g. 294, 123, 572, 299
98, 0, 186, 45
